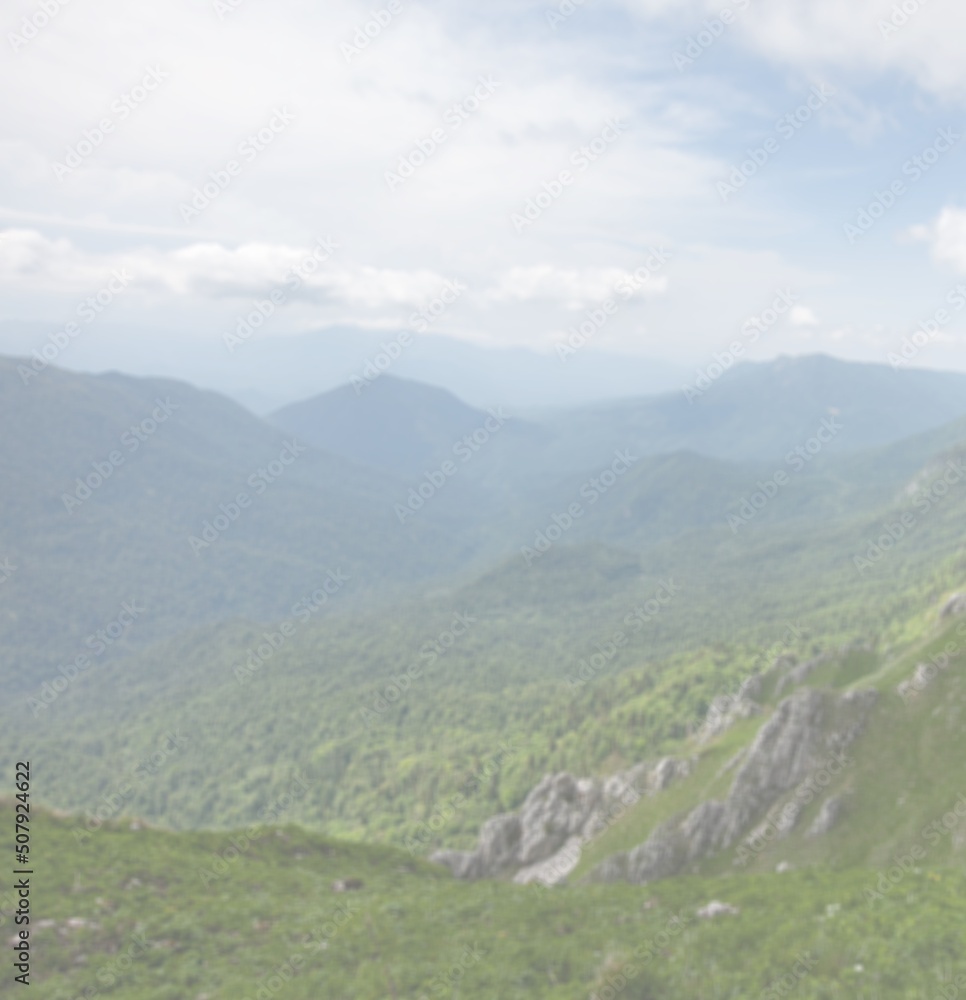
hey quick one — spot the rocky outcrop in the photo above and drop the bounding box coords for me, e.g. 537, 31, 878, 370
940, 592, 966, 619
695, 675, 763, 746
897, 661, 938, 701
592, 687, 877, 886
807, 794, 847, 837
430, 758, 692, 884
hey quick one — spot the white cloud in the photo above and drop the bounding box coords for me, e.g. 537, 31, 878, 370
483, 265, 669, 309
789, 305, 819, 326
712, 0, 966, 101
0, 228, 457, 312
914, 206, 966, 273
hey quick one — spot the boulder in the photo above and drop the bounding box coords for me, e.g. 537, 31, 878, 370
807, 794, 846, 837
697, 900, 740, 919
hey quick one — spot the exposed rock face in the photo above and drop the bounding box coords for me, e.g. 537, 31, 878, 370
430, 758, 691, 884
898, 661, 940, 701
512, 836, 583, 886
695, 683, 761, 746
940, 592, 966, 619
807, 794, 846, 837
592, 688, 877, 886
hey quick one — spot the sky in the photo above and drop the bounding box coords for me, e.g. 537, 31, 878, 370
3, 0, 966, 397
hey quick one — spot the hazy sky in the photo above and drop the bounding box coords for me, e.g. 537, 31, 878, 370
3, 0, 966, 377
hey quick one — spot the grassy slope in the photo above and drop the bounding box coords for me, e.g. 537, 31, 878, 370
10, 801, 966, 1000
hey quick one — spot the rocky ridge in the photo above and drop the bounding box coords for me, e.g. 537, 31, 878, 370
591, 686, 877, 884
431, 633, 895, 887
430, 757, 692, 886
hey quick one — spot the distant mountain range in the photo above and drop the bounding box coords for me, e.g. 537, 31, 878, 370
5, 350, 966, 687
0, 319, 689, 412
270, 354, 966, 480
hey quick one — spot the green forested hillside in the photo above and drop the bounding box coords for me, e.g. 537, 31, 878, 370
5, 419, 966, 848
0, 358, 490, 683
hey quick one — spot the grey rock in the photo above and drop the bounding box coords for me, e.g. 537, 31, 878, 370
939, 593, 966, 618
513, 836, 583, 886
430, 757, 690, 882
807, 794, 846, 837
696, 690, 761, 746
696, 900, 740, 919
940, 592, 966, 619
593, 687, 877, 885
